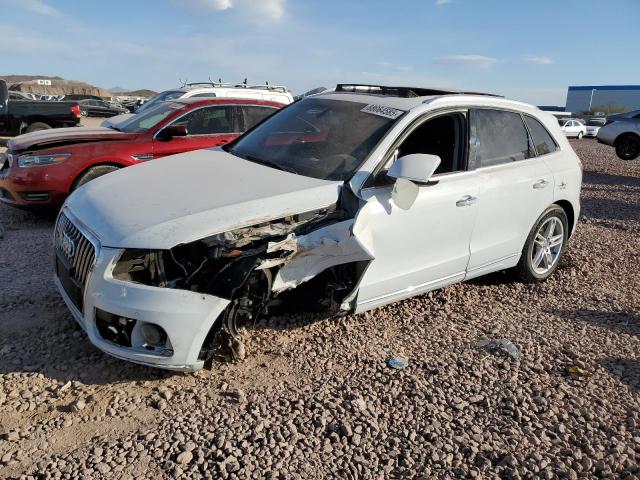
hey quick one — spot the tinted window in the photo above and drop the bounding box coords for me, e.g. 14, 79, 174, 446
469, 109, 534, 168
524, 115, 558, 156
242, 106, 277, 130
171, 106, 235, 134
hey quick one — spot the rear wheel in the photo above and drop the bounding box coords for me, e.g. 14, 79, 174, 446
24, 122, 51, 133
72, 165, 120, 191
577, 131, 583, 139
615, 134, 640, 160
514, 205, 568, 282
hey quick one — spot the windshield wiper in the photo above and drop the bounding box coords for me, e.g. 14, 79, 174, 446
241, 154, 299, 175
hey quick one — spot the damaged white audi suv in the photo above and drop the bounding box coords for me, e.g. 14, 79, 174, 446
53, 84, 582, 370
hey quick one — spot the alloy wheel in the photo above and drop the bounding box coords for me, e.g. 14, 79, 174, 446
531, 217, 564, 274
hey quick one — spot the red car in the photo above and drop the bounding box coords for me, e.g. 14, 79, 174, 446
0, 98, 283, 208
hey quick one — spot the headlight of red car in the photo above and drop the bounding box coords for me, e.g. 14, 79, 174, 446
17, 153, 71, 168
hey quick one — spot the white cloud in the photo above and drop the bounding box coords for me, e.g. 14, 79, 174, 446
180, 0, 285, 21
435, 0, 452, 5
524, 55, 554, 65
8, 0, 60, 17
377, 61, 413, 73
437, 55, 498, 69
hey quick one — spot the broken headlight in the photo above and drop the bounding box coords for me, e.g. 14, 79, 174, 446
112, 249, 168, 286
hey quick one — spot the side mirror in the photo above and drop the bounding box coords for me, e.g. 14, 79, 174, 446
388, 154, 441, 210
156, 124, 188, 141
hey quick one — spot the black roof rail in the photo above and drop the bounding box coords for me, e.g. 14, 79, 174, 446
335, 84, 502, 98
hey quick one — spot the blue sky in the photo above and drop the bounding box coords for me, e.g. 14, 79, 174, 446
0, 0, 638, 105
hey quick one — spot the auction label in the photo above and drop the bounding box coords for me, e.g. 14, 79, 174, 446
361, 104, 405, 119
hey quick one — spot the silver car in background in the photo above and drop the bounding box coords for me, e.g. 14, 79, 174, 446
596, 110, 640, 160
585, 118, 606, 137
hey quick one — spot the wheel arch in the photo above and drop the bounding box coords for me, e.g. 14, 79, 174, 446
614, 131, 640, 145
69, 161, 127, 192
554, 200, 575, 238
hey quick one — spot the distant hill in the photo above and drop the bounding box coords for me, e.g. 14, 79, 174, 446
0, 75, 156, 99
113, 89, 157, 98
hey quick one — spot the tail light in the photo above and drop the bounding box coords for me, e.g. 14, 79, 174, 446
71, 105, 81, 118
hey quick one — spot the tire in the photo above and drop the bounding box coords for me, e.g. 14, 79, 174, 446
81, 110, 88, 117
577, 131, 583, 139
615, 134, 640, 160
514, 205, 568, 283
24, 122, 51, 133
72, 165, 120, 191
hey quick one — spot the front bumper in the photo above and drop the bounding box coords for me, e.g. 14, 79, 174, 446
54, 243, 230, 371
0, 154, 67, 207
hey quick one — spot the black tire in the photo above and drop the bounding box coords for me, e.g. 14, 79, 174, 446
615, 134, 640, 160
577, 131, 583, 139
72, 165, 120, 191
514, 205, 568, 283
24, 122, 51, 133
81, 110, 88, 117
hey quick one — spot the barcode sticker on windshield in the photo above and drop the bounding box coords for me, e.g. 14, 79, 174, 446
361, 104, 404, 119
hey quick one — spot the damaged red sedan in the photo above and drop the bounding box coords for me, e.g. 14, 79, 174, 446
0, 98, 283, 208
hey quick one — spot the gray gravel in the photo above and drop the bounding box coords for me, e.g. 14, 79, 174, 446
0, 139, 639, 479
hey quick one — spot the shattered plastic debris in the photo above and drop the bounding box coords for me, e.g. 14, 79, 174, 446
565, 365, 592, 378
387, 355, 409, 370
474, 337, 522, 361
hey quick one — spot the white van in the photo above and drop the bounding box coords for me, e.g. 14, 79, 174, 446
102, 82, 293, 128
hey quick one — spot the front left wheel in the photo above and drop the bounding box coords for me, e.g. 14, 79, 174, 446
514, 205, 568, 282
72, 165, 120, 191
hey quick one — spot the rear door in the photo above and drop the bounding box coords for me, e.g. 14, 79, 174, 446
152, 105, 241, 159
466, 108, 554, 279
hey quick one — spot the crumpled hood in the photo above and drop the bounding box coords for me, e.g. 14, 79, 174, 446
65, 149, 343, 249
8, 127, 137, 152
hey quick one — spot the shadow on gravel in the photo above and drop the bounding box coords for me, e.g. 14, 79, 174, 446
0, 312, 177, 385
583, 171, 640, 188
550, 309, 640, 336
580, 196, 639, 223
600, 357, 640, 394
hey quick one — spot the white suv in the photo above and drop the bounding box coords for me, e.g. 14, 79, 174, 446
102, 82, 293, 127
55, 84, 582, 371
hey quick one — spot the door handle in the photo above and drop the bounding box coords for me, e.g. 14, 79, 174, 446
533, 179, 549, 189
456, 195, 477, 207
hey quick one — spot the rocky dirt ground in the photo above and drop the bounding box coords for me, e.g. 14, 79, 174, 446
0, 139, 638, 479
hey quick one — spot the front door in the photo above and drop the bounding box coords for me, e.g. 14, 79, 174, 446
152, 105, 241, 159
354, 111, 479, 310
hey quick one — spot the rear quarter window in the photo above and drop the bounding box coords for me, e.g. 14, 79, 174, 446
524, 115, 559, 156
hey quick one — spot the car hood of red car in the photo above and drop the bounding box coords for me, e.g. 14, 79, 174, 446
8, 127, 138, 152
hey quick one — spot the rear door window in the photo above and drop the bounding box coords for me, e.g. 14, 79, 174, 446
524, 115, 558, 156
241, 106, 278, 130
469, 109, 534, 168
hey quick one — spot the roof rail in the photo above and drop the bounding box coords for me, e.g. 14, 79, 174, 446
183, 81, 288, 93
335, 84, 501, 98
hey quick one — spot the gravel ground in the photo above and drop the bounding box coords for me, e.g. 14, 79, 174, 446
0, 139, 638, 479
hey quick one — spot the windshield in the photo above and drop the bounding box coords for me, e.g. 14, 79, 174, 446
558, 119, 569, 126
226, 98, 403, 181
137, 90, 184, 113
117, 102, 185, 133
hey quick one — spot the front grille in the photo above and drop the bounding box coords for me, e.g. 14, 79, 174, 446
54, 212, 96, 311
